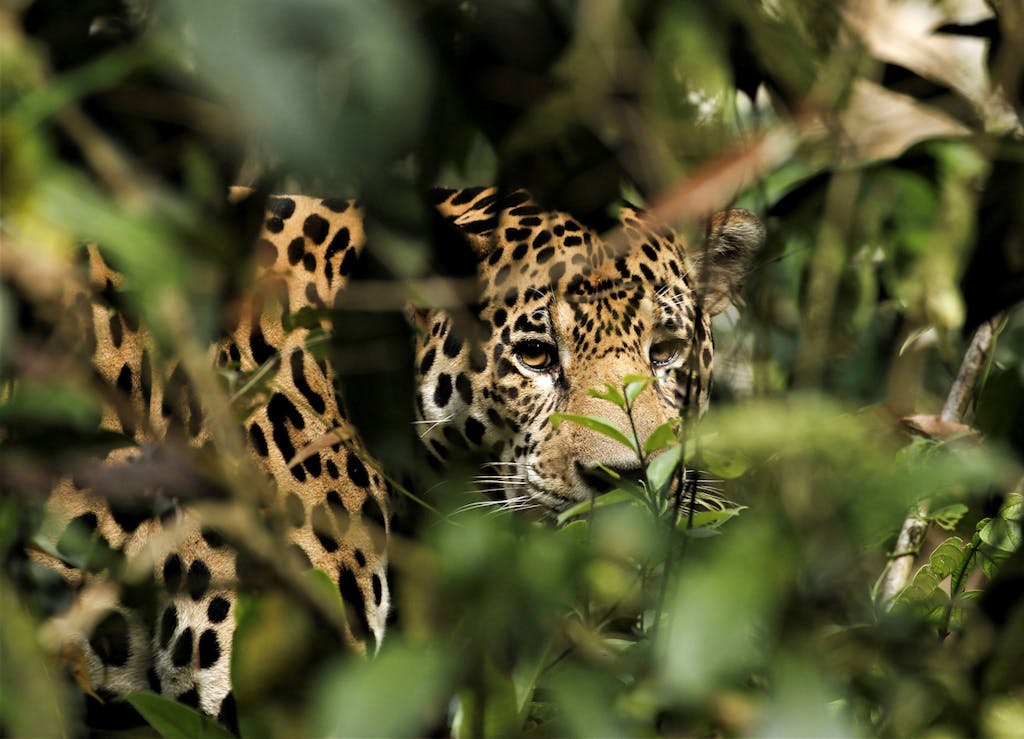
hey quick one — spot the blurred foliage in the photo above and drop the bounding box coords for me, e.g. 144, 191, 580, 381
2, 0, 1024, 737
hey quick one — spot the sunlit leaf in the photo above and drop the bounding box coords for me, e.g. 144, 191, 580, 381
550, 413, 637, 454
928, 537, 966, 579
556, 488, 636, 526
643, 420, 679, 454
980, 518, 1022, 553
646, 444, 682, 493
588, 382, 626, 409
623, 375, 652, 405
930, 503, 969, 531
680, 506, 746, 530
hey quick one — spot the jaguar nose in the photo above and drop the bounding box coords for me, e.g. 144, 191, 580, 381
574, 461, 645, 496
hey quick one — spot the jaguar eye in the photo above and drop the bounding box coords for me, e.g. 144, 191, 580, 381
514, 340, 558, 371
650, 339, 683, 367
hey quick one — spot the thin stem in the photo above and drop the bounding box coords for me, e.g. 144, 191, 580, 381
940, 535, 982, 638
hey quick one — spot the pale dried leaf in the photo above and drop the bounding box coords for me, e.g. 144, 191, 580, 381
289, 424, 357, 468
900, 413, 980, 440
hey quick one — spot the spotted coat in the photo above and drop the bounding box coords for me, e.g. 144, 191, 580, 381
28, 187, 762, 727
413, 188, 764, 511
29, 195, 389, 726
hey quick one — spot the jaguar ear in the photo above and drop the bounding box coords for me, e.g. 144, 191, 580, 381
429, 187, 502, 259
409, 187, 502, 335
689, 208, 765, 316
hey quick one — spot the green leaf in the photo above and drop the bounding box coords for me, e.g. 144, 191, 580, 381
556, 488, 636, 526
512, 643, 554, 717
453, 656, 520, 737
980, 517, 1022, 553
646, 444, 682, 493
313, 642, 451, 738
930, 503, 969, 531
981, 547, 1012, 579
898, 565, 943, 608
701, 448, 750, 479
588, 382, 625, 409
550, 413, 637, 454
928, 537, 966, 579
623, 375, 652, 405
999, 493, 1023, 523
643, 420, 679, 454
125, 692, 235, 739
681, 506, 746, 530
303, 567, 349, 625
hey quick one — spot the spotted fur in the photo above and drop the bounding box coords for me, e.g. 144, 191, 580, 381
413, 187, 764, 511
27, 187, 762, 727
29, 195, 389, 726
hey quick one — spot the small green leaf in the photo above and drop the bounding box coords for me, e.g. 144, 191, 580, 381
681, 506, 746, 530
643, 420, 679, 454
588, 382, 626, 409
980, 517, 1022, 553
701, 448, 750, 479
930, 503, 969, 531
623, 375, 652, 405
126, 692, 235, 739
550, 413, 637, 454
556, 488, 637, 526
646, 444, 682, 493
981, 547, 1012, 579
898, 565, 945, 608
999, 493, 1023, 523
928, 537, 966, 579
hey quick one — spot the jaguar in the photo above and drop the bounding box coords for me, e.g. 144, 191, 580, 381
16, 186, 763, 728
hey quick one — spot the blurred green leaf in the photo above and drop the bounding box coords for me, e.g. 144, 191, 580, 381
930, 503, 969, 531
312, 642, 450, 738
544, 665, 631, 737
166, 0, 431, 177
126, 692, 235, 739
0, 577, 71, 738
701, 447, 751, 479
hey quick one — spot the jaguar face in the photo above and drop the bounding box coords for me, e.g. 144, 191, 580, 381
413, 188, 764, 513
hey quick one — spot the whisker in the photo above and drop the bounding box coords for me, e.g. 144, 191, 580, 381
412, 416, 452, 425
453, 495, 534, 515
